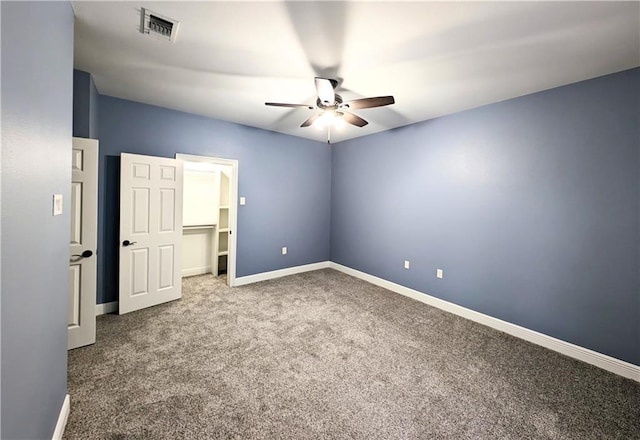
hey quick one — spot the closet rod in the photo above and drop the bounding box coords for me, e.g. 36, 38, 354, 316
183, 225, 216, 230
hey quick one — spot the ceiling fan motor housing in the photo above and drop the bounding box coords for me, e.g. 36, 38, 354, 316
317, 94, 343, 110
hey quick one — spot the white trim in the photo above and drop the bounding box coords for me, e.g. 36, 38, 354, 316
329, 262, 640, 382
52, 394, 70, 440
182, 266, 212, 277
95, 301, 118, 316
235, 261, 331, 286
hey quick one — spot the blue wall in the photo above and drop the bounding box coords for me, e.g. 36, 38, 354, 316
73, 69, 99, 138
331, 68, 640, 365
96, 96, 331, 304
1, 2, 74, 438
89, 73, 99, 138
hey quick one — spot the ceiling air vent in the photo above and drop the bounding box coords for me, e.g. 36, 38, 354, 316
139, 8, 179, 42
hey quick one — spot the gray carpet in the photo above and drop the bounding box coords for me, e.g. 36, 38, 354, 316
65, 269, 639, 439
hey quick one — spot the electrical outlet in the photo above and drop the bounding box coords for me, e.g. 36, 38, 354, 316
282, 246, 287, 255
436, 268, 443, 279
404, 260, 410, 269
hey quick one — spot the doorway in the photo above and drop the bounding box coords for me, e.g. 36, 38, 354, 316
176, 154, 238, 287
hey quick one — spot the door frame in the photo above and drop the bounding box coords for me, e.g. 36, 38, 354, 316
176, 153, 238, 287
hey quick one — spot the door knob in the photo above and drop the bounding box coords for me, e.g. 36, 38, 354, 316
71, 250, 93, 258
122, 240, 137, 247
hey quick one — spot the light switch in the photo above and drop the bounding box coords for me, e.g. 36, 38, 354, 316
436, 269, 443, 279
282, 246, 287, 255
240, 197, 246, 205
404, 260, 410, 269
53, 194, 63, 216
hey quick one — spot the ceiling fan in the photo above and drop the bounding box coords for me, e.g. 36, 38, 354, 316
265, 77, 395, 143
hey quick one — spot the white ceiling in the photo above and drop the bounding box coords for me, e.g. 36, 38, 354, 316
73, 1, 639, 143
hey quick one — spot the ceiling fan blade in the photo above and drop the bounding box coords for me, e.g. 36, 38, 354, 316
315, 77, 335, 104
343, 96, 395, 110
300, 113, 321, 128
265, 102, 314, 109
340, 111, 368, 127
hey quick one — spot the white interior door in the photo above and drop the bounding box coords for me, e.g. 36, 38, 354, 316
68, 137, 98, 350
119, 153, 183, 314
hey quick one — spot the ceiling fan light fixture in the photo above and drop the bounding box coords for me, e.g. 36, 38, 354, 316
313, 111, 345, 130
313, 111, 329, 129
313, 117, 326, 130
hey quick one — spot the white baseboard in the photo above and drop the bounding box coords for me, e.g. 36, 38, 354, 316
235, 261, 331, 286
329, 262, 640, 382
182, 266, 212, 277
52, 394, 70, 440
95, 301, 118, 316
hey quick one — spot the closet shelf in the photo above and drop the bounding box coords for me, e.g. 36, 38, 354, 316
218, 251, 228, 256
219, 205, 230, 209
218, 228, 229, 233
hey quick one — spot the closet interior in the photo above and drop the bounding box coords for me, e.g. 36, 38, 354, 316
182, 160, 232, 280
